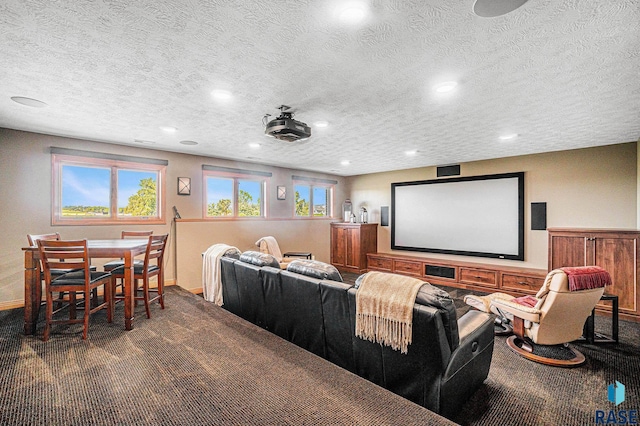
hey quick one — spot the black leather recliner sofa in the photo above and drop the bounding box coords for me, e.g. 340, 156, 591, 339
219, 252, 494, 419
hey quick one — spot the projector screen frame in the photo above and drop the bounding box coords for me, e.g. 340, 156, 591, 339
391, 172, 525, 261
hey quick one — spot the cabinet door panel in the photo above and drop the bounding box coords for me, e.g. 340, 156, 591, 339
345, 228, 360, 268
550, 236, 586, 269
594, 237, 637, 312
331, 226, 346, 267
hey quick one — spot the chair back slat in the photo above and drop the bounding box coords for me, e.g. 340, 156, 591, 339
37, 240, 90, 287
27, 232, 61, 246
46, 259, 85, 269
122, 230, 153, 239
142, 234, 168, 271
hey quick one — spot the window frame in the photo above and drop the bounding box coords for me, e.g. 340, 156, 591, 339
203, 170, 268, 219
293, 181, 334, 219
52, 153, 166, 225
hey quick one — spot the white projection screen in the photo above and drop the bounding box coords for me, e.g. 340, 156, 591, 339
391, 172, 524, 260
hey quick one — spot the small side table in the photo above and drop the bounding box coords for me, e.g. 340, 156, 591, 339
581, 294, 619, 344
283, 252, 313, 260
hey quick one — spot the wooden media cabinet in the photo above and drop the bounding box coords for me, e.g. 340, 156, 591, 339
367, 252, 547, 296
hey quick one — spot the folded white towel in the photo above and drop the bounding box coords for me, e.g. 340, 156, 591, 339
202, 243, 240, 305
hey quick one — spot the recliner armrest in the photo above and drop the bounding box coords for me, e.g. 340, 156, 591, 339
458, 310, 494, 343
439, 310, 494, 418
443, 310, 494, 379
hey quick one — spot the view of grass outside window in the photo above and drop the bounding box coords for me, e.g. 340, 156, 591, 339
55, 157, 164, 225
313, 186, 329, 216
61, 165, 111, 217
294, 183, 331, 217
205, 175, 265, 218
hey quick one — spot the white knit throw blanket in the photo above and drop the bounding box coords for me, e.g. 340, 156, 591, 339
255, 236, 283, 261
355, 271, 424, 354
202, 244, 240, 305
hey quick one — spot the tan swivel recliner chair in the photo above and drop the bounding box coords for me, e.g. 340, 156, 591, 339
256, 236, 313, 269
255, 236, 289, 268
466, 266, 610, 367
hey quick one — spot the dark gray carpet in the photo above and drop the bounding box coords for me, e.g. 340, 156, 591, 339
2, 278, 639, 426
341, 272, 640, 425
0, 286, 452, 426
456, 310, 640, 426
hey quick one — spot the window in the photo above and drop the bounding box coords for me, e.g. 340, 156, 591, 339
204, 166, 269, 218
52, 149, 166, 225
293, 180, 334, 218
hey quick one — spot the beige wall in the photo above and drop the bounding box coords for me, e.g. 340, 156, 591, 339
0, 128, 348, 308
346, 142, 638, 270
176, 219, 333, 293
1, 127, 637, 307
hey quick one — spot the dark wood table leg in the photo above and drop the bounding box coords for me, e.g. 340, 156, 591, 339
23, 248, 40, 335
123, 250, 135, 330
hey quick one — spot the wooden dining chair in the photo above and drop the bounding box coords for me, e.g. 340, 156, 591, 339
111, 234, 169, 318
37, 239, 113, 341
28, 232, 79, 315
103, 230, 154, 272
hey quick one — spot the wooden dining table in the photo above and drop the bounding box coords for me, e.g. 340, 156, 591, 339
23, 239, 149, 335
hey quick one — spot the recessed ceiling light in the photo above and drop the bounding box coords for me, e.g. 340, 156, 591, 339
341, 160, 351, 166
314, 121, 329, 128
499, 133, 519, 141
434, 81, 458, 93
249, 143, 261, 149
179, 140, 198, 146
473, 0, 529, 18
160, 126, 177, 133
405, 150, 418, 156
211, 89, 232, 100
336, 2, 368, 24
11, 96, 48, 108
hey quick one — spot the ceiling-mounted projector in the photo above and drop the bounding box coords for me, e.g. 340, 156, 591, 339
264, 105, 311, 142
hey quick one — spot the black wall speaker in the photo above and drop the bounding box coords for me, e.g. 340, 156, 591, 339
531, 202, 547, 230
380, 206, 389, 227
437, 164, 461, 177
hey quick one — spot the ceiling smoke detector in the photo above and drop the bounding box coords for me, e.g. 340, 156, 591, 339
264, 105, 311, 142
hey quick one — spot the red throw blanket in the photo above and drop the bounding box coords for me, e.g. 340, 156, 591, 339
513, 295, 538, 308
560, 266, 611, 291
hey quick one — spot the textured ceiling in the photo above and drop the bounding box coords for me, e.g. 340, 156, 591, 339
1, 0, 639, 176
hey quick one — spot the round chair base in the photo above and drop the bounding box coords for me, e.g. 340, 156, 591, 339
506, 336, 586, 367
